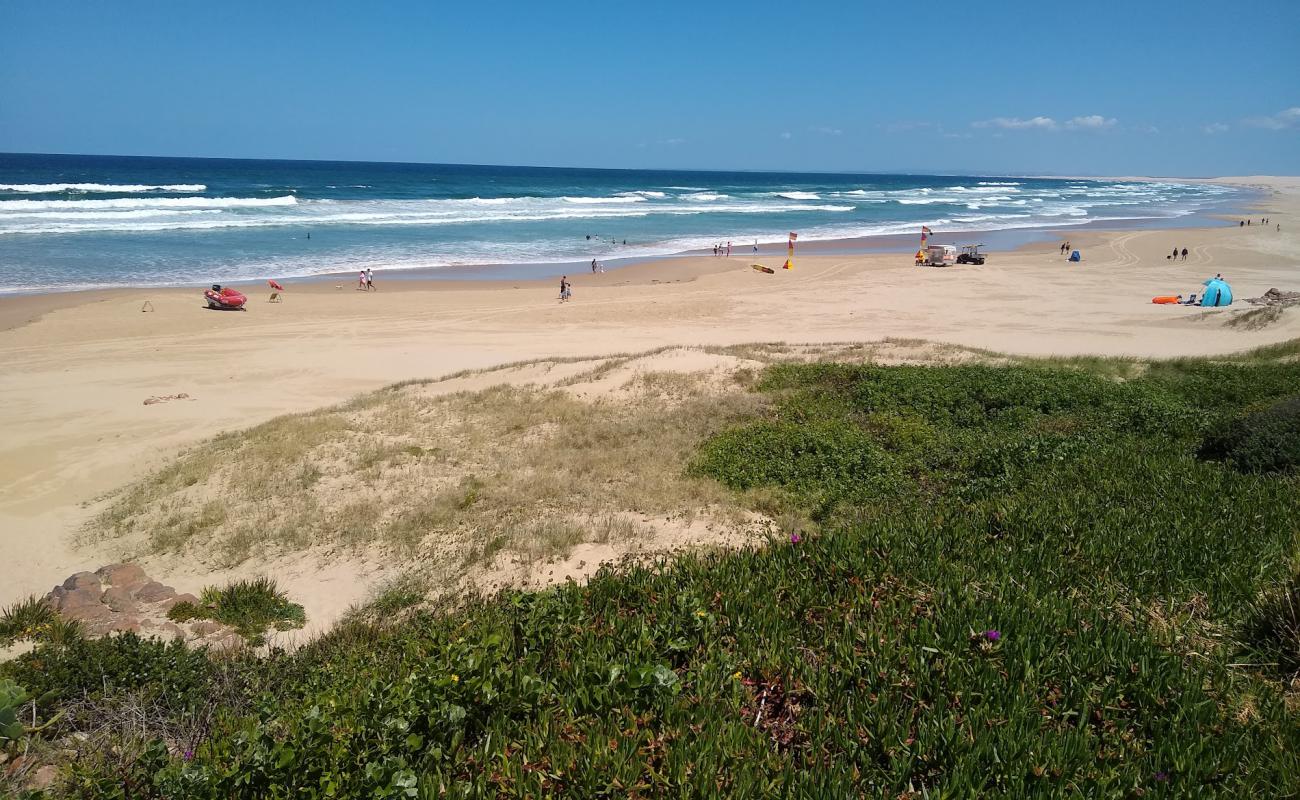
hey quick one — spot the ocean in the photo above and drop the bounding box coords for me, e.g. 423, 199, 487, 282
0, 153, 1242, 293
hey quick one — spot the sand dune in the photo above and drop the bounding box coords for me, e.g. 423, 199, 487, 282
1, 177, 1297, 630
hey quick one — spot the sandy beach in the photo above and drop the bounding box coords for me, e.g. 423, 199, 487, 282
2, 176, 1297, 631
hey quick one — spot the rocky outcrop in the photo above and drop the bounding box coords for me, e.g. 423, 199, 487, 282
42, 564, 240, 650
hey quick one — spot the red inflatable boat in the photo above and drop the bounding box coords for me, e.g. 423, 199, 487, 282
204, 284, 247, 310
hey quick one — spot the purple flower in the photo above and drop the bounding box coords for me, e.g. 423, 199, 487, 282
183, 749, 194, 761
1155, 771, 1169, 782
984, 630, 1001, 641
790, 532, 801, 544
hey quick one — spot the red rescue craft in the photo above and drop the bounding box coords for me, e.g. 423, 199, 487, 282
203, 284, 247, 310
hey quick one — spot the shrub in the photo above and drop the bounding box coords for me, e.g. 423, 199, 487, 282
194, 577, 306, 643
1198, 395, 1300, 474
0, 596, 56, 646
1244, 572, 1300, 678
0, 679, 25, 744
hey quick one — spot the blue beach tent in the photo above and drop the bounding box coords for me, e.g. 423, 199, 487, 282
1068, 250, 1081, 262
1200, 277, 1233, 307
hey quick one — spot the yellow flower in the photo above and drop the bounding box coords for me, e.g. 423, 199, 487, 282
732, 671, 742, 679
450, 674, 459, 683
695, 610, 707, 618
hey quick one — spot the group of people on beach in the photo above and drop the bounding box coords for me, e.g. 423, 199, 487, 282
1240, 218, 1279, 231
356, 268, 375, 291
713, 241, 732, 257
1057, 241, 1072, 255
1169, 247, 1190, 261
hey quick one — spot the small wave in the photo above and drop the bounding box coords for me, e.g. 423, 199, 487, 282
684, 192, 727, 201
773, 191, 821, 200
0, 195, 298, 211
560, 196, 645, 204
976, 181, 1022, 186
0, 182, 207, 194
617, 190, 667, 199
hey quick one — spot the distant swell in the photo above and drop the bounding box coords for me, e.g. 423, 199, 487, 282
0, 182, 206, 193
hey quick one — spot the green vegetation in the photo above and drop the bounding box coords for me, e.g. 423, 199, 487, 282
4, 347, 1300, 797
0, 679, 25, 744
166, 577, 306, 644
0, 596, 80, 649
1198, 395, 1300, 474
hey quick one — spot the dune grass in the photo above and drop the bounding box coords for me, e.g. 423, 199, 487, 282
87, 364, 766, 571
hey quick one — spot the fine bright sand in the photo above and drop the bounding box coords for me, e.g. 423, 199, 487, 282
1, 176, 1298, 637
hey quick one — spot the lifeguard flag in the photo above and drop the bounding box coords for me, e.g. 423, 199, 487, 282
783, 259, 793, 270
921, 225, 932, 242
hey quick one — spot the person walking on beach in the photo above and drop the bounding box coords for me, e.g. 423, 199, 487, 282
365, 268, 374, 290
753, 240, 759, 253
1181, 247, 1188, 261
591, 258, 598, 274
559, 275, 571, 302
1172, 247, 1179, 261
358, 270, 367, 291
726, 241, 732, 257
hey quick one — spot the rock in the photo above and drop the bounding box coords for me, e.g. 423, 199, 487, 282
157, 621, 186, 640
95, 563, 148, 591
100, 586, 137, 614
154, 593, 199, 613
210, 633, 245, 651
134, 581, 177, 603
189, 621, 223, 637
52, 589, 110, 619
61, 572, 101, 593
28, 764, 59, 790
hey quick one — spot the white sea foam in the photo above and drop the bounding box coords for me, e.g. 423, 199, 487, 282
617, 190, 668, 199
560, 196, 646, 204
773, 191, 821, 200
684, 192, 727, 201
0, 195, 297, 211
0, 182, 207, 194
976, 181, 1022, 186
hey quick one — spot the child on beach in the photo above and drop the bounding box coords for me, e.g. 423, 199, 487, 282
559, 275, 571, 302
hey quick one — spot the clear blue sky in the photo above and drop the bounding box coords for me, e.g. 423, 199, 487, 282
2, 0, 1297, 176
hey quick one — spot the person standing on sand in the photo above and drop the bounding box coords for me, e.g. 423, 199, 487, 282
559, 275, 571, 302
1172, 247, 1179, 261
726, 241, 732, 257
365, 268, 374, 290
754, 240, 759, 253
1181, 248, 1188, 261
591, 258, 598, 274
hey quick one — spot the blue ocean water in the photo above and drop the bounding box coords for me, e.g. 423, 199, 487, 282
0, 153, 1241, 293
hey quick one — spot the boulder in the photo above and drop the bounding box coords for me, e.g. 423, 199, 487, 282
100, 586, 137, 614
189, 621, 223, 637
134, 581, 178, 603
50, 587, 108, 617
95, 563, 148, 591
61, 572, 101, 593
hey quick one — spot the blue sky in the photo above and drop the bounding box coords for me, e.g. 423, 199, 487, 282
1, 0, 1296, 175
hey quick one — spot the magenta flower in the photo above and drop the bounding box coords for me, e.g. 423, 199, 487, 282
790, 532, 801, 544
984, 630, 1001, 641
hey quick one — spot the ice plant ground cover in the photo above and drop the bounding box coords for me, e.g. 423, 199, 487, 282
2, 344, 1299, 798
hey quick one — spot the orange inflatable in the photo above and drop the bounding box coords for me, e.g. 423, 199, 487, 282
1151, 295, 1182, 304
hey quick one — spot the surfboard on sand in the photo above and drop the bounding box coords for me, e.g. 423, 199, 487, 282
751, 264, 775, 274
